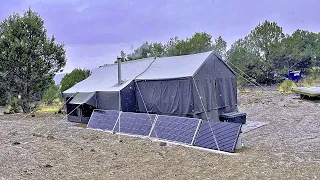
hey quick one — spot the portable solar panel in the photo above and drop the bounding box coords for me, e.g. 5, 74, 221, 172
149, 115, 201, 145
113, 112, 157, 136
87, 109, 120, 131
193, 121, 242, 153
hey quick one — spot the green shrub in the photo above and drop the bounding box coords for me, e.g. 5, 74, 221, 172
8, 98, 21, 113
279, 80, 297, 93
237, 76, 250, 91
297, 76, 316, 87
60, 68, 91, 93
42, 84, 60, 105
255, 90, 263, 96
307, 67, 320, 83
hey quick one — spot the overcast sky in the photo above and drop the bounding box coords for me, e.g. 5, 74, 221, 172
1, 0, 320, 73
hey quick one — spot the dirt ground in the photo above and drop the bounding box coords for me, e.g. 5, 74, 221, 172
1, 89, 320, 180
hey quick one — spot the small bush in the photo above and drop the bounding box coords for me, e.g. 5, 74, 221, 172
279, 80, 297, 93
255, 90, 263, 96
42, 84, 60, 105
53, 98, 62, 105
30, 102, 41, 112
237, 78, 249, 91
297, 76, 316, 87
8, 98, 21, 113
304, 67, 320, 84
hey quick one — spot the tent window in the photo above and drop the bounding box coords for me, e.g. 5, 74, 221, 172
67, 104, 78, 116
66, 97, 78, 116
81, 104, 94, 117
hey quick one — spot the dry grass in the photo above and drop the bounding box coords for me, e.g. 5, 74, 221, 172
36, 106, 60, 113
1, 90, 320, 179
239, 89, 252, 93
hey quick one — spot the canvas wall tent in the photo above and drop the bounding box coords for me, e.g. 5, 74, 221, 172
63, 51, 237, 123
62, 58, 155, 123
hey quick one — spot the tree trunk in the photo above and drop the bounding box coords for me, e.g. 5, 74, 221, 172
21, 101, 31, 113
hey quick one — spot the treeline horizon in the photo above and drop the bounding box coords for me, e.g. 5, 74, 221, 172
118, 20, 320, 85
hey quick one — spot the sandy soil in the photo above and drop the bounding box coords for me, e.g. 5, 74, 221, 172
1, 90, 320, 179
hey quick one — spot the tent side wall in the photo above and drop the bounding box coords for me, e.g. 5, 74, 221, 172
96, 91, 120, 110
135, 78, 194, 117
193, 54, 237, 121
214, 57, 238, 114
120, 81, 136, 112
192, 53, 218, 121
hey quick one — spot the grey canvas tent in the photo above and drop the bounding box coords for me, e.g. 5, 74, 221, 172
63, 51, 237, 123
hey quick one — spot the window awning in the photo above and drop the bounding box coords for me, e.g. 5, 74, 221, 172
69, 92, 96, 107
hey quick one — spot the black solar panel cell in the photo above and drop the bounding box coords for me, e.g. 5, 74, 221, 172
150, 115, 201, 145
87, 110, 120, 131
114, 112, 157, 136
193, 121, 242, 153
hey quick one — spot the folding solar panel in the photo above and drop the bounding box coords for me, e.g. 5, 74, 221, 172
149, 115, 201, 145
113, 112, 157, 136
87, 110, 120, 131
193, 121, 242, 153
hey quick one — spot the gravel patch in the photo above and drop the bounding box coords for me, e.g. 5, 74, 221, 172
0, 90, 320, 179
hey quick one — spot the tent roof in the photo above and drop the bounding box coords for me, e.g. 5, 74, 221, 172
63, 51, 230, 93
63, 58, 154, 93
136, 51, 212, 80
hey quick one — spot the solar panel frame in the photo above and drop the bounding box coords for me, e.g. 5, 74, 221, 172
148, 115, 159, 138
193, 121, 242, 153
191, 119, 202, 145
87, 109, 120, 132
113, 112, 157, 136
149, 115, 201, 145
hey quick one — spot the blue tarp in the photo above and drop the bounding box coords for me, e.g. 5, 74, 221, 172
285, 70, 302, 83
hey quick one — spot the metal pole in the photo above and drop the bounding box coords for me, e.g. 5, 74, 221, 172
117, 57, 122, 85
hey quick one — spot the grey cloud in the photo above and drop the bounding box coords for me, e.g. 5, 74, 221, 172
1, 0, 320, 73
